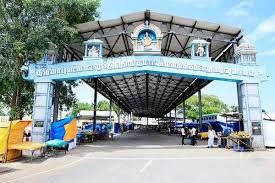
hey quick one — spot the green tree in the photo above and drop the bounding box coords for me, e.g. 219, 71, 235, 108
0, 0, 100, 120
97, 100, 110, 111
96, 100, 127, 117
112, 103, 127, 116
179, 94, 227, 120
228, 105, 238, 112
0, 103, 6, 116
70, 102, 93, 116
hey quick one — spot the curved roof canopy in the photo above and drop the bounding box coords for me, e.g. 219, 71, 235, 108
67, 10, 242, 60
64, 10, 243, 117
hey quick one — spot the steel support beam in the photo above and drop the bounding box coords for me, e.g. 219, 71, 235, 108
107, 34, 122, 57
174, 107, 177, 132
161, 77, 186, 111
79, 16, 239, 37
181, 21, 197, 56
146, 73, 149, 116
53, 82, 61, 122
183, 101, 186, 123
122, 75, 140, 110
109, 99, 112, 124
133, 74, 144, 114
173, 34, 189, 58
93, 78, 98, 132
198, 89, 202, 131
156, 76, 173, 113
97, 21, 112, 50
152, 75, 162, 114
111, 76, 134, 109
164, 79, 210, 115
84, 79, 130, 113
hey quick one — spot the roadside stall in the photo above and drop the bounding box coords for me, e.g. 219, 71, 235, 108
0, 120, 45, 163
228, 131, 254, 152
46, 116, 78, 153
0, 122, 10, 162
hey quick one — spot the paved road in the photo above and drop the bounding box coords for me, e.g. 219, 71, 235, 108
1, 129, 275, 183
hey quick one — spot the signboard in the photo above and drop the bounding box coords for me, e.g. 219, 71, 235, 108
23, 56, 267, 83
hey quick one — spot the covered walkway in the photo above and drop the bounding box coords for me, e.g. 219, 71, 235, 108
1, 129, 275, 183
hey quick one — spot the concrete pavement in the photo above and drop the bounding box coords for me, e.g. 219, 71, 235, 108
1, 129, 275, 183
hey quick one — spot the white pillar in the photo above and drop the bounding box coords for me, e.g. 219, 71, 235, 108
32, 81, 54, 143
238, 82, 264, 148
234, 39, 265, 148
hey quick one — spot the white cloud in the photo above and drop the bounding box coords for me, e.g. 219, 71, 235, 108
226, 0, 254, 17
247, 15, 275, 42
173, 0, 218, 8
258, 49, 275, 56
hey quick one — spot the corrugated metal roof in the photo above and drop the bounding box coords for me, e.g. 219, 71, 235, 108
64, 11, 243, 117
70, 10, 242, 60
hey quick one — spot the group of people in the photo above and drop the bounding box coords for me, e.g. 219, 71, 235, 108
180, 127, 197, 146
180, 126, 219, 148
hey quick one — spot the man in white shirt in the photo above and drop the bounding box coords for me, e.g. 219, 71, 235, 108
181, 128, 186, 145
208, 127, 216, 148
191, 127, 197, 146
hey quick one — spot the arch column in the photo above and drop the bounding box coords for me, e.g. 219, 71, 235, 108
32, 81, 54, 143
235, 39, 265, 148
238, 82, 264, 148
32, 43, 56, 143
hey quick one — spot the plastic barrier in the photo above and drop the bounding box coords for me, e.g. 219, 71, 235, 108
114, 123, 120, 133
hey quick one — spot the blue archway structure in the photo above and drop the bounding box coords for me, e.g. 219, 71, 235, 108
23, 10, 268, 148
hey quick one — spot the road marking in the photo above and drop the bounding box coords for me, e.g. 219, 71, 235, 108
2, 157, 87, 183
86, 156, 275, 160
139, 160, 152, 173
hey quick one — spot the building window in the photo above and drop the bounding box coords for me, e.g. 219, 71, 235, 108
34, 121, 44, 127
252, 122, 262, 135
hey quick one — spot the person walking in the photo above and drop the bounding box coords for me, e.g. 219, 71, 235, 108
191, 127, 197, 146
168, 127, 171, 136
208, 127, 216, 148
181, 127, 186, 145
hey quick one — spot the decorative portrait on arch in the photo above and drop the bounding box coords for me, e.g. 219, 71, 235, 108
132, 23, 163, 55
137, 30, 157, 51
87, 45, 100, 57
195, 43, 206, 57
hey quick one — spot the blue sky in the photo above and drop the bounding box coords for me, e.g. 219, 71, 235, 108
74, 0, 275, 113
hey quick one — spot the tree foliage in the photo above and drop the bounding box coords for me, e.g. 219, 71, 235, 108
0, 103, 6, 116
70, 99, 126, 117
70, 102, 93, 116
97, 100, 109, 111
179, 94, 227, 120
97, 100, 126, 116
0, 0, 100, 120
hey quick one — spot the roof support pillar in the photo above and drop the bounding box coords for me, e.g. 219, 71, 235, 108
147, 117, 149, 131
146, 73, 149, 116
53, 82, 61, 122
118, 108, 121, 124
93, 78, 98, 132
109, 99, 112, 124
182, 101, 186, 123
198, 89, 202, 131
174, 107, 177, 132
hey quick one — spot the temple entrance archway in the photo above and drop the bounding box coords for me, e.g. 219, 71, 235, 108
22, 10, 267, 148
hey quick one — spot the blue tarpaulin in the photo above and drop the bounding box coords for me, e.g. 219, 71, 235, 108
84, 123, 108, 134
114, 123, 120, 133
50, 116, 76, 141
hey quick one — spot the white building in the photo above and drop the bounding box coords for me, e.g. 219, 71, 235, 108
0, 116, 9, 123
